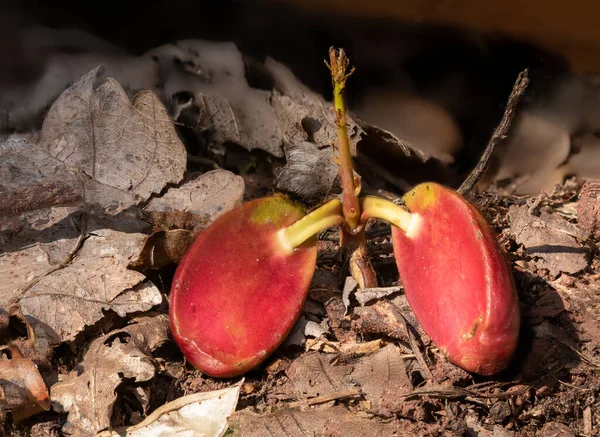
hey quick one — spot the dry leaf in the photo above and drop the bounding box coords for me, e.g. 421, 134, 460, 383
143, 169, 245, 231
0, 345, 50, 421
1, 67, 186, 341
496, 112, 571, 194
508, 205, 589, 276
51, 315, 170, 436
280, 345, 411, 416
356, 90, 461, 162
97, 381, 242, 437
148, 41, 284, 158
230, 405, 409, 437
11, 216, 162, 342
40, 66, 186, 206
129, 229, 195, 270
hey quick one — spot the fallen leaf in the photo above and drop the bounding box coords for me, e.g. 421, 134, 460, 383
51, 315, 170, 436
356, 90, 462, 162
351, 301, 410, 343
1, 67, 186, 341
143, 169, 245, 231
495, 112, 571, 194
508, 205, 589, 276
14, 216, 162, 342
280, 344, 411, 416
230, 405, 410, 437
148, 41, 284, 158
0, 345, 50, 421
305, 338, 384, 357
40, 66, 186, 206
97, 381, 242, 437
129, 229, 195, 270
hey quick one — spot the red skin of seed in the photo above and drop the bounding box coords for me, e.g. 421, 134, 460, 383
170, 196, 317, 377
392, 183, 519, 375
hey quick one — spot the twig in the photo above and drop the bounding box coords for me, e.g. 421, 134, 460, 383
458, 69, 529, 195
401, 383, 530, 400
20, 212, 88, 295
285, 388, 361, 409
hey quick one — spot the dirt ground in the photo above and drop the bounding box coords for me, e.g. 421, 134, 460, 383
3, 165, 599, 436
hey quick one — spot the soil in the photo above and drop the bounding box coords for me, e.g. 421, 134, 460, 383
3, 164, 599, 437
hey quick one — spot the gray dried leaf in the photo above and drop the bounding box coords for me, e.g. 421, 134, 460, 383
51, 315, 170, 436
508, 205, 589, 276
143, 169, 244, 230
17, 221, 162, 342
1, 68, 187, 342
40, 66, 187, 208
148, 41, 283, 157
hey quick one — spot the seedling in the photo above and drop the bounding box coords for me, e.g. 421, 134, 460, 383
170, 48, 520, 377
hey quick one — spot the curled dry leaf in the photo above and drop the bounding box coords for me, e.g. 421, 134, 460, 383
0, 345, 50, 421
1, 66, 187, 341
149, 40, 284, 158
129, 229, 195, 270
508, 204, 589, 277
51, 315, 170, 437
97, 381, 242, 437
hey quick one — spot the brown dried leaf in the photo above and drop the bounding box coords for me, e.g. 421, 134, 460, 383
230, 405, 409, 437
508, 205, 589, 276
351, 300, 410, 343
40, 66, 186, 205
1, 68, 186, 342
0, 346, 50, 421
13, 217, 162, 342
129, 229, 195, 270
280, 344, 411, 416
51, 315, 170, 436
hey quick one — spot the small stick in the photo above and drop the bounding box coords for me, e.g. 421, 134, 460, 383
458, 69, 529, 195
285, 388, 361, 409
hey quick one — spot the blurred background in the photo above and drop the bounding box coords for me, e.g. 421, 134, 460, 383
2, 0, 600, 194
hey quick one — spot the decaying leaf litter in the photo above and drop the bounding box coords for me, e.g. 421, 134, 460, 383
1, 40, 599, 436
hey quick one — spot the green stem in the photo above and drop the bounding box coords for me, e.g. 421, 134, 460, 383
327, 47, 360, 232
277, 198, 344, 252
359, 196, 419, 234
